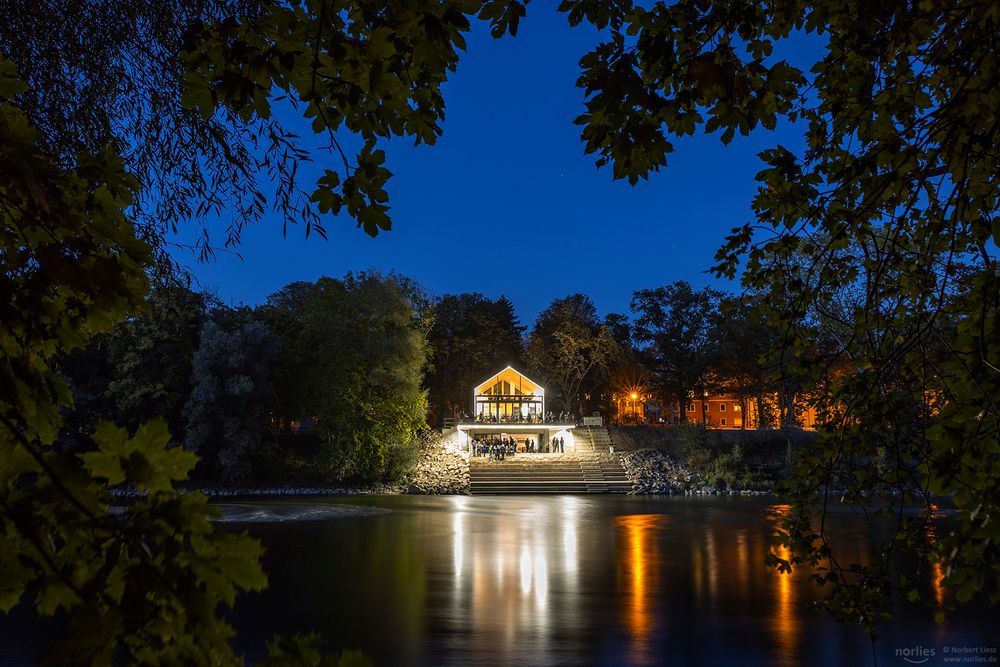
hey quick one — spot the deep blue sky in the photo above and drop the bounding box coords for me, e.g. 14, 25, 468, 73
170, 7, 809, 328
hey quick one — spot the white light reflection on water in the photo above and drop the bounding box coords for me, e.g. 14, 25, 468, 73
520, 544, 533, 595
561, 496, 579, 579
453, 511, 463, 579
451, 496, 467, 581
534, 553, 548, 608
444, 496, 582, 662
177, 497, 1000, 667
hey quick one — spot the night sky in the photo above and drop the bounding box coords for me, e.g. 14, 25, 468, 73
169, 7, 812, 327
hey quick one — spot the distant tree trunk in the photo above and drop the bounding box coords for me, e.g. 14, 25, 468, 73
676, 388, 689, 424
755, 394, 767, 429
697, 386, 708, 426
780, 387, 796, 427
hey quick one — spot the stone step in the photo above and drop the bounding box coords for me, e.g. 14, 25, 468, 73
469, 447, 632, 495
472, 475, 590, 480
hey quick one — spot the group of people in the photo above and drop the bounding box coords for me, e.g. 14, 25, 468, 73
471, 435, 516, 460
470, 435, 567, 459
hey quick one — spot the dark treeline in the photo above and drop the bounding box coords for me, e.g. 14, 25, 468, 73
58, 273, 430, 487
57, 274, 809, 486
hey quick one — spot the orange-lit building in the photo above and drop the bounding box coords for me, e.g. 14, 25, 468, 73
682, 393, 748, 429
608, 388, 820, 430
682, 393, 819, 430
609, 389, 660, 424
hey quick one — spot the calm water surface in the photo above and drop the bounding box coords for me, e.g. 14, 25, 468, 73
224, 495, 995, 666
1, 495, 996, 665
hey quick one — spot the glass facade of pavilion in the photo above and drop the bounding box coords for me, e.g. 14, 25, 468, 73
472, 366, 544, 421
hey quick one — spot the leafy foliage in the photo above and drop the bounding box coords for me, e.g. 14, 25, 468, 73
0, 60, 267, 663
261, 273, 429, 481
258, 633, 374, 667
526, 294, 617, 416
0, 0, 534, 262
105, 286, 210, 437
424, 293, 525, 423
631, 281, 724, 423
562, 0, 1000, 631
185, 319, 278, 485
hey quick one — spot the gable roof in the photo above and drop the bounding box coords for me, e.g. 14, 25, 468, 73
474, 365, 544, 395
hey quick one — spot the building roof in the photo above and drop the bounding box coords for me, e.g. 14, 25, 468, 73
473, 365, 544, 396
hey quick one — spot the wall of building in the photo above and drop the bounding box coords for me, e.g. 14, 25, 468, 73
608, 392, 819, 430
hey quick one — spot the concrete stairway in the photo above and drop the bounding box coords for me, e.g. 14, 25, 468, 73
469, 451, 631, 494
573, 425, 613, 453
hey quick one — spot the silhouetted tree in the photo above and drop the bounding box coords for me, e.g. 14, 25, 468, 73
526, 295, 617, 416
714, 297, 779, 429
185, 319, 277, 484
567, 0, 999, 631
425, 293, 525, 424
631, 282, 725, 425
103, 285, 209, 437
265, 273, 428, 481
0, 1, 531, 264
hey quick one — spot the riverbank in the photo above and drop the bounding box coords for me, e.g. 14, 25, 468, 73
199, 483, 404, 497
197, 430, 471, 498
404, 429, 470, 494
618, 448, 773, 495
194, 426, 797, 498
610, 425, 805, 495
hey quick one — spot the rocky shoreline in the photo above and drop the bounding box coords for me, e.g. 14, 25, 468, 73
619, 448, 773, 496
196, 433, 470, 498
194, 441, 777, 498
199, 483, 404, 497
404, 430, 470, 495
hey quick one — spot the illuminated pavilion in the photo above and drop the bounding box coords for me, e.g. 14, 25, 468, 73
455, 366, 576, 453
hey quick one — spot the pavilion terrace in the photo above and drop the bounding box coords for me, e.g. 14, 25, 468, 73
454, 366, 576, 453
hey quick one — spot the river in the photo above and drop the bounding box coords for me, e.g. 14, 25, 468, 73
224, 495, 995, 666
1, 495, 996, 666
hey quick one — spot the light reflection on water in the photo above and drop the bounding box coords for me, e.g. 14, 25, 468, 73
616, 514, 665, 665
219, 496, 1000, 666
768, 503, 798, 667
6, 496, 992, 666
225, 496, 1000, 666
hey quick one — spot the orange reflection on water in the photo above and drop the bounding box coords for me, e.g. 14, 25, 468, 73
616, 513, 666, 660
768, 504, 798, 666
735, 529, 750, 598
925, 505, 947, 608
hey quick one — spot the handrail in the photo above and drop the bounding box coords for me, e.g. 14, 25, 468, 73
455, 418, 577, 426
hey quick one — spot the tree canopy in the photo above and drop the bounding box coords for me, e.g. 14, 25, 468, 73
0, 0, 531, 263
526, 294, 617, 416
260, 273, 429, 481
185, 318, 278, 485
3, 0, 998, 653
425, 293, 525, 424
560, 0, 999, 630
631, 281, 725, 424
0, 60, 269, 663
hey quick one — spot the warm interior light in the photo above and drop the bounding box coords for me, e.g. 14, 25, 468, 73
630, 392, 638, 400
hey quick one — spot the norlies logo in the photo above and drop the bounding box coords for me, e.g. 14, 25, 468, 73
896, 645, 936, 664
